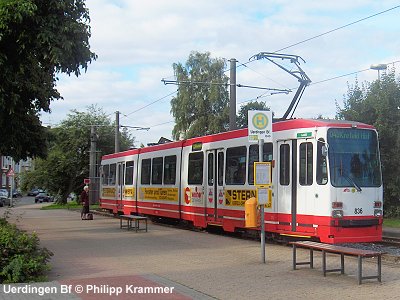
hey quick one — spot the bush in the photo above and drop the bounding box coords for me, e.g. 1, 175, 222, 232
0, 218, 53, 283
384, 205, 400, 219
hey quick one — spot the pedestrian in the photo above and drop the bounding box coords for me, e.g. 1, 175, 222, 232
80, 185, 89, 220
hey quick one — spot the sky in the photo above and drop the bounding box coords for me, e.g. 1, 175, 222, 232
41, 0, 400, 147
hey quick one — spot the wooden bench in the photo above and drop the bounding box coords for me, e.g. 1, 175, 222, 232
119, 215, 148, 232
290, 241, 386, 284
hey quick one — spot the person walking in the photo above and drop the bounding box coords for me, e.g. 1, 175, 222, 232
80, 185, 90, 220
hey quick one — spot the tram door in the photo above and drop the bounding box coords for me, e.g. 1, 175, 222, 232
117, 162, 125, 211
206, 149, 224, 223
277, 140, 297, 232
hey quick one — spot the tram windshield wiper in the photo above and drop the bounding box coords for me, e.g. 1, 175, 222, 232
339, 167, 362, 192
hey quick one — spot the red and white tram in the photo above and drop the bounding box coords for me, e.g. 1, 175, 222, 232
100, 118, 383, 244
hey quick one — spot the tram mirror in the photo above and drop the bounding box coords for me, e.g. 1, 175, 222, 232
321, 145, 328, 157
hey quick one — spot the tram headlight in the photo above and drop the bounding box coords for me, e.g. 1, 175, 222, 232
374, 209, 383, 217
332, 209, 343, 218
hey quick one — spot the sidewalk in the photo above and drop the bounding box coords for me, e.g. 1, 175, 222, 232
1, 204, 400, 300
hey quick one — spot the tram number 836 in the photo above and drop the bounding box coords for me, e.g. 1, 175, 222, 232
354, 208, 363, 214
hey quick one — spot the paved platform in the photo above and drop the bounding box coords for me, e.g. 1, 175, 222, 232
1, 204, 400, 300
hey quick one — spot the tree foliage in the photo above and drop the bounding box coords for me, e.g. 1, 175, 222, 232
236, 101, 270, 128
170, 51, 229, 140
336, 71, 400, 212
20, 106, 134, 204
0, 0, 97, 160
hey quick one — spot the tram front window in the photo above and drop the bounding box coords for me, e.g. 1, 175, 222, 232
328, 128, 382, 188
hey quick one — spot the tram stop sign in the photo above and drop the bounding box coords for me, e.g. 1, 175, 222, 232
248, 110, 273, 142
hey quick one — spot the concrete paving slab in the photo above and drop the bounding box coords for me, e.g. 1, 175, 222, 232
2, 203, 400, 300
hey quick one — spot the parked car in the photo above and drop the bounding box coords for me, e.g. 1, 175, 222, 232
28, 188, 43, 196
0, 189, 9, 197
0, 189, 8, 207
35, 192, 52, 203
12, 189, 22, 198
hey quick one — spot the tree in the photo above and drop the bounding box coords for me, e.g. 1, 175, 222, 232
336, 71, 400, 214
0, 0, 97, 160
170, 51, 229, 140
236, 101, 270, 128
20, 106, 134, 204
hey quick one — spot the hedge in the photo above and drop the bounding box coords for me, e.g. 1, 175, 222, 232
0, 218, 53, 283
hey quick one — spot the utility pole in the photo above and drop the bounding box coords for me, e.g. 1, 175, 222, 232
229, 58, 237, 131
89, 125, 98, 204
115, 111, 120, 153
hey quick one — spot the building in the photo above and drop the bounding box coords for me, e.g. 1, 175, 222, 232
0, 156, 33, 190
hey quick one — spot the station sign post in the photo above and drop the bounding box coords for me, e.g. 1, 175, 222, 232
248, 110, 273, 264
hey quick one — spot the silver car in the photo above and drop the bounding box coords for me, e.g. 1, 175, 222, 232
0, 189, 8, 207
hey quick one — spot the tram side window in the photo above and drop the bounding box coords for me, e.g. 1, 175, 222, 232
152, 157, 163, 184
102, 164, 109, 185
316, 139, 328, 185
164, 155, 177, 185
299, 142, 313, 186
188, 152, 204, 185
208, 153, 214, 186
117, 164, 125, 186
125, 161, 134, 185
248, 143, 273, 185
226, 146, 246, 185
109, 163, 116, 185
218, 152, 224, 186
280, 144, 290, 186
141, 159, 151, 185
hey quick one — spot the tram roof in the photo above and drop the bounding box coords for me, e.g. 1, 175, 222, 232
102, 118, 375, 160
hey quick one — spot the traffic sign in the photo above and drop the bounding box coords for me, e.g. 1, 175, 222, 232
6, 168, 14, 177
84, 178, 90, 184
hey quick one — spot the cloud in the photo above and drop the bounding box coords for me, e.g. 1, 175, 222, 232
44, 0, 400, 145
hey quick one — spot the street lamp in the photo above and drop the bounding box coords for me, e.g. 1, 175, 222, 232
370, 64, 387, 80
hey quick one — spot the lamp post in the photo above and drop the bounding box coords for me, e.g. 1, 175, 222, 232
370, 64, 387, 80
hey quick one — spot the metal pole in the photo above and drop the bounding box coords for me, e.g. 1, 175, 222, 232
89, 125, 97, 204
229, 58, 237, 131
259, 138, 265, 263
115, 111, 120, 153
10, 159, 14, 207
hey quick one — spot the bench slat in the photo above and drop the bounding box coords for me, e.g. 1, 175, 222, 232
290, 241, 385, 257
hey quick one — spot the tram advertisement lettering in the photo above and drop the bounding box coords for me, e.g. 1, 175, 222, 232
140, 188, 179, 201
225, 190, 256, 206
102, 187, 116, 197
123, 187, 135, 197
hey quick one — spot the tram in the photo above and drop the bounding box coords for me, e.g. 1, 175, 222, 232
99, 118, 383, 244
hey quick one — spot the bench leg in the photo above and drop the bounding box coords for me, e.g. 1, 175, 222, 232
293, 245, 297, 270
310, 249, 314, 269
378, 255, 382, 282
358, 255, 362, 285
341, 253, 345, 274
322, 250, 326, 277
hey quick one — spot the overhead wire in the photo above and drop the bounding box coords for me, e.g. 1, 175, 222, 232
229, 5, 400, 80
246, 59, 400, 105
120, 5, 400, 128
122, 90, 177, 117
